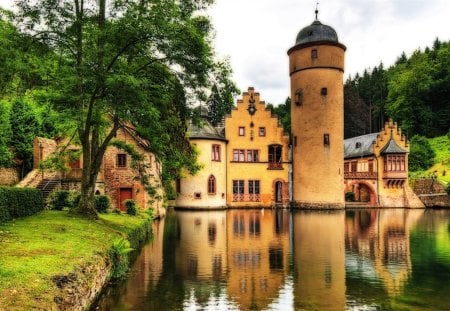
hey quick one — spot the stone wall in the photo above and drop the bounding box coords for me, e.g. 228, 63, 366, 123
0, 168, 19, 185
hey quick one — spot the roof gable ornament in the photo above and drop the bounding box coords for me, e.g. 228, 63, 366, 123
315, 1, 319, 20
247, 94, 257, 116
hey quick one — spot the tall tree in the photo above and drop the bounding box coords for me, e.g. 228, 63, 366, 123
206, 61, 239, 126
15, 0, 224, 218
9, 99, 41, 177
0, 102, 13, 167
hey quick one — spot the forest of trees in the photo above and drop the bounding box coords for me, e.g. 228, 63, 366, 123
0, 1, 237, 217
344, 38, 450, 139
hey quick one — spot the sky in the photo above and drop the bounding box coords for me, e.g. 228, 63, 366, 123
2, 0, 450, 105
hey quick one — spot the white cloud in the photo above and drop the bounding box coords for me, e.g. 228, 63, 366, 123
210, 0, 450, 105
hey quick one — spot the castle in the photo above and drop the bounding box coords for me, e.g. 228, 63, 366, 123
176, 13, 423, 209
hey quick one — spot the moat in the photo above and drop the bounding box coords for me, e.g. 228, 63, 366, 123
94, 208, 450, 310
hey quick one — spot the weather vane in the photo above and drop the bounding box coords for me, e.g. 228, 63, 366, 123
315, 1, 319, 20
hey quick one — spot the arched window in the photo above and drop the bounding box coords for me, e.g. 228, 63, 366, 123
208, 175, 216, 194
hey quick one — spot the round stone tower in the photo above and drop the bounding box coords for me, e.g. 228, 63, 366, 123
288, 13, 346, 209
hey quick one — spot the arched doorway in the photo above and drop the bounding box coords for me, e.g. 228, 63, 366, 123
275, 181, 283, 203
350, 182, 377, 206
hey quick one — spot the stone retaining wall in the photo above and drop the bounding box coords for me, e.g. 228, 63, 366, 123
0, 168, 19, 186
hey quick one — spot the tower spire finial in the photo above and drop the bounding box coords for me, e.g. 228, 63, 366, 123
315, 1, 319, 20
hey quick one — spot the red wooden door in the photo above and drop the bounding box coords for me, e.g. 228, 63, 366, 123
119, 188, 133, 211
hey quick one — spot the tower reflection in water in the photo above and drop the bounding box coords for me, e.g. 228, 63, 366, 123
94, 208, 441, 311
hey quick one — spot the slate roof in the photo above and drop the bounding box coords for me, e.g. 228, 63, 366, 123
344, 133, 378, 159
296, 20, 339, 45
380, 138, 408, 154
188, 119, 226, 141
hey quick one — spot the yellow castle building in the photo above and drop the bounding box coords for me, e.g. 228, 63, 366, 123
176, 88, 290, 209
176, 10, 423, 210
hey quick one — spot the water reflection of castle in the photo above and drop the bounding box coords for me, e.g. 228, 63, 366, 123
109, 209, 425, 310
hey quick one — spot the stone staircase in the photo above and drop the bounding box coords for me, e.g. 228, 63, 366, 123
37, 178, 61, 200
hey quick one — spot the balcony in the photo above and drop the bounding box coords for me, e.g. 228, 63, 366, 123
268, 162, 283, 170
383, 171, 407, 179
344, 171, 377, 179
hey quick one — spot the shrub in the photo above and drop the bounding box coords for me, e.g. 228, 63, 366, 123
446, 183, 450, 195
68, 192, 81, 209
124, 199, 137, 216
47, 190, 70, 210
94, 195, 110, 213
0, 187, 44, 224
108, 237, 133, 279
409, 135, 435, 171
345, 191, 355, 202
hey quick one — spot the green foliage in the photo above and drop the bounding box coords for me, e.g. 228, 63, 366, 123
108, 237, 133, 279
268, 97, 291, 134
94, 195, 111, 213
446, 183, 450, 195
0, 102, 13, 167
345, 191, 355, 202
206, 61, 239, 126
124, 199, 137, 216
9, 98, 41, 176
13, 0, 231, 216
46, 190, 80, 210
0, 186, 44, 224
46, 190, 70, 211
409, 135, 436, 171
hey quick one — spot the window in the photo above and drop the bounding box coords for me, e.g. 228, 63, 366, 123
311, 49, 318, 59
259, 127, 266, 136
248, 180, 260, 195
247, 150, 259, 162
268, 145, 283, 169
351, 161, 357, 172
233, 149, 245, 162
368, 160, 374, 172
194, 192, 201, 199
212, 144, 221, 161
239, 127, 245, 136
384, 155, 406, 172
233, 180, 245, 194
176, 179, 181, 193
232, 180, 245, 202
295, 89, 303, 106
208, 175, 216, 194
321, 87, 328, 96
324, 133, 330, 146
69, 158, 80, 169
117, 154, 127, 167
344, 162, 349, 172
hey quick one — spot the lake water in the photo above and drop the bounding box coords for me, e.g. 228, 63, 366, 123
94, 208, 450, 311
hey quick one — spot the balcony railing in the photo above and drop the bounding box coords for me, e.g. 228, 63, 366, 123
383, 171, 407, 179
232, 194, 261, 202
344, 171, 377, 179
268, 162, 283, 170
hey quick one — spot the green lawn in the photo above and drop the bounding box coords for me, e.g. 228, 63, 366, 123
427, 135, 450, 184
0, 210, 150, 310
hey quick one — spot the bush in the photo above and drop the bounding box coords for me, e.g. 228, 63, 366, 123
47, 190, 70, 210
0, 187, 44, 224
108, 237, 133, 279
124, 199, 137, 216
446, 183, 450, 195
69, 192, 81, 209
345, 191, 355, 202
94, 195, 111, 213
409, 135, 435, 171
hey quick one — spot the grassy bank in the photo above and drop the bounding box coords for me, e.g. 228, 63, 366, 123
0, 210, 151, 310
410, 135, 450, 186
